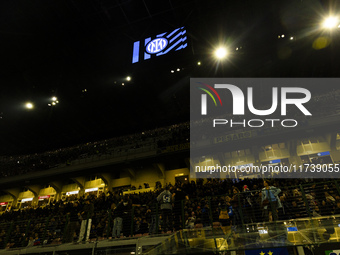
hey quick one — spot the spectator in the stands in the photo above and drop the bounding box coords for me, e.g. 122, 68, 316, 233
172, 185, 188, 230
185, 212, 196, 229
230, 187, 242, 226
157, 186, 173, 233
334, 201, 340, 215
261, 180, 281, 222
121, 197, 132, 237
78, 198, 94, 242
112, 198, 124, 238
65, 202, 80, 243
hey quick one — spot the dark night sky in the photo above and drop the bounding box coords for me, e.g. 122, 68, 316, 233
0, 0, 339, 155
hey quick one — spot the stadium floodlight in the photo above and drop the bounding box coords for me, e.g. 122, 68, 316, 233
214, 47, 228, 60
322, 16, 339, 29
126, 76, 131, 81
25, 102, 34, 109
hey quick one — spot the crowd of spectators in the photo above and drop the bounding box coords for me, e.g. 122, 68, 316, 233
0, 123, 190, 179
0, 88, 339, 179
1, 88, 340, 249
0, 177, 340, 249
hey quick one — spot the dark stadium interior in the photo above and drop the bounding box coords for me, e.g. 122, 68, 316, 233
1, 0, 340, 255
1, 0, 340, 155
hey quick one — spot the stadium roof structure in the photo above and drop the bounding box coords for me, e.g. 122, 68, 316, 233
1, 0, 339, 155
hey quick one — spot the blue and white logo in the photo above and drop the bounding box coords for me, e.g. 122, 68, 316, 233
132, 26, 187, 63
146, 38, 168, 54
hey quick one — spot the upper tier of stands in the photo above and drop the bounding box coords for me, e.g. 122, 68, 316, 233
2, 88, 340, 179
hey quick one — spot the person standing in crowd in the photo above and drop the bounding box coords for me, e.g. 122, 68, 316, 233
230, 187, 242, 227
172, 185, 189, 230
157, 186, 173, 233
78, 198, 94, 242
112, 198, 124, 238
242, 185, 255, 224
219, 197, 231, 233
121, 196, 132, 237
65, 202, 80, 243
262, 180, 282, 222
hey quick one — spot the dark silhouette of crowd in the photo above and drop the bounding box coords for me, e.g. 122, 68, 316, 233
1, 87, 340, 180
0, 123, 190, 179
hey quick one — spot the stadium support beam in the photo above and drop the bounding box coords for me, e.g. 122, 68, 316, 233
3, 188, 20, 204
126, 168, 136, 180
72, 177, 85, 190
26, 185, 41, 197
216, 152, 226, 166
288, 140, 303, 167
184, 158, 191, 170
251, 145, 261, 170
251, 145, 260, 161
49, 181, 62, 193
185, 158, 198, 179
297, 246, 305, 255
98, 173, 112, 192
27, 185, 41, 207
288, 140, 298, 156
153, 163, 165, 179
329, 132, 337, 150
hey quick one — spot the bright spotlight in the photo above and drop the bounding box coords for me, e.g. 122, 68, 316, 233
214, 47, 228, 60
176, 68, 180, 72
52, 97, 57, 101
25, 102, 34, 109
170, 70, 174, 73
126, 76, 131, 81
197, 61, 201, 66
52, 102, 56, 106
281, 34, 285, 38
323, 16, 339, 29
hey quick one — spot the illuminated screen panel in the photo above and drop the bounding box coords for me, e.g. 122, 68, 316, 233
287, 227, 298, 232
132, 26, 187, 63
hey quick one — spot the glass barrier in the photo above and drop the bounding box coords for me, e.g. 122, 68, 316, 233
145, 216, 340, 254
